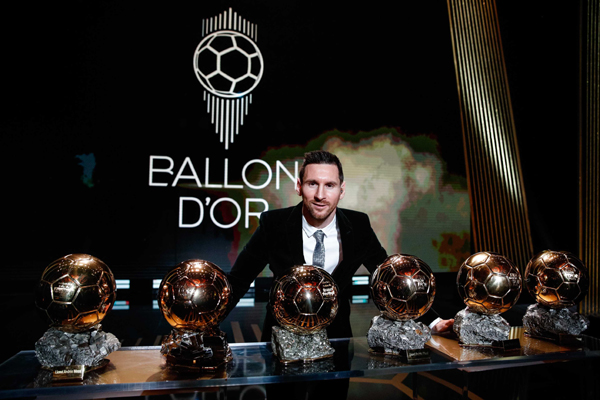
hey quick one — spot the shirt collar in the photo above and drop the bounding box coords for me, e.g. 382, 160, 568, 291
302, 213, 338, 238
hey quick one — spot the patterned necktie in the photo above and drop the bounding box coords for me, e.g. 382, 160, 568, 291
313, 230, 325, 268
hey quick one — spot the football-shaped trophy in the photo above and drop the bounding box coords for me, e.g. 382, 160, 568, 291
158, 259, 232, 370
522, 250, 589, 342
269, 265, 338, 363
368, 254, 435, 361
454, 251, 521, 349
34, 254, 120, 380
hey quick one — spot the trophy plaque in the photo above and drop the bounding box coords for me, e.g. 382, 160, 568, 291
454, 251, 522, 350
368, 254, 435, 362
269, 265, 338, 364
158, 259, 232, 371
523, 250, 589, 344
34, 254, 120, 381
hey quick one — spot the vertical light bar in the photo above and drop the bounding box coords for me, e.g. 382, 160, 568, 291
580, 0, 600, 315
447, 0, 534, 272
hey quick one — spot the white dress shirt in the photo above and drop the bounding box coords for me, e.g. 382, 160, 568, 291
301, 215, 343, 275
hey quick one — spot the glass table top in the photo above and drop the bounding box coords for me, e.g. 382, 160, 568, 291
0, 328, 598, 399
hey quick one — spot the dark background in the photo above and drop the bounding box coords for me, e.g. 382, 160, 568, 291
0, 1, 583, 363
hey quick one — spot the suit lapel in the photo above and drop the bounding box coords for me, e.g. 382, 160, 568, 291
332, 208, 355, 289
286, 203, 306, 266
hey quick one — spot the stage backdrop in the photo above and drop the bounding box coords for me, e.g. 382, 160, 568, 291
4, 1, 467, 284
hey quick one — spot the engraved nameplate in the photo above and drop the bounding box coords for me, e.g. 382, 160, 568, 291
402, 348, 431, 362
51, 365, 85, 381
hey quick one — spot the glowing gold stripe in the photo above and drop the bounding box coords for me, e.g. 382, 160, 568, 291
580, 0, 600, 315
447, 0, 534, 273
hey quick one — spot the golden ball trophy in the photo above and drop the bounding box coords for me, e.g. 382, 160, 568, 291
368, 254, 436, 362
34, 254, 120, 381
158, 259, 232, 371
454, 251, 521, 350
523, 250, 589, 344
269, 265, 339, 364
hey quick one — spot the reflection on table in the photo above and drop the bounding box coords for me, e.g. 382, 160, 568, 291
0, 329, 598, 399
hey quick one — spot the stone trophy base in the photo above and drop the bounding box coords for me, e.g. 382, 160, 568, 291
523, 304, 589, 345
454, 308, 520, 350
271, 326, 335, 364
366, 315, 431, 362
161, 328, 232, 371
34, 324, 120, 381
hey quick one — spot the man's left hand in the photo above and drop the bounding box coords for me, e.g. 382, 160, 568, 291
431, 318, 454, 334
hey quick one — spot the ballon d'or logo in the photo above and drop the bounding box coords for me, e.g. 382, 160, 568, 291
194, 8, 264, 150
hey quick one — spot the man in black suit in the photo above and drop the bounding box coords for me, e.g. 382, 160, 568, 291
227, 150, 452, 399
227, 150, 452, 340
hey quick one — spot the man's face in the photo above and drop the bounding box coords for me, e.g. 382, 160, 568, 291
296, 163, 345, 228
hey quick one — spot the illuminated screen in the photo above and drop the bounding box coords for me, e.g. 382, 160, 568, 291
5, 2, 467, 279
148, 127, 469, 275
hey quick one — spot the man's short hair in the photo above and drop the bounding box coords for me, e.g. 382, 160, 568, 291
299, 150, 344, 183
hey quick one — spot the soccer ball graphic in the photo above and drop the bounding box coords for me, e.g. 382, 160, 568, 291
456, 251, 522, 315
371, 254, 436, 321
525, 250, 589, 309
193, 30, 264, 98
158, 259, 231, 331
35, 254, 116, 332
270, 265, 338, 335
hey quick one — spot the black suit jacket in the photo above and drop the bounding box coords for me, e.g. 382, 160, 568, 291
227, 202, 437, 340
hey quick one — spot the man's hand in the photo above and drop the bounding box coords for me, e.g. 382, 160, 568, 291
431, 318, 454, 334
